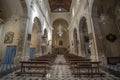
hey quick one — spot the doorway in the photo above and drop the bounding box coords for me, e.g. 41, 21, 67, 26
29, 48, 35, 59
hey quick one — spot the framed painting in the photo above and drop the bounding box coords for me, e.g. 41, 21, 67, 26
4, 32, 14, 43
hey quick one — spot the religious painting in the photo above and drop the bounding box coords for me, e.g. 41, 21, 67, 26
4, 32, 14, 43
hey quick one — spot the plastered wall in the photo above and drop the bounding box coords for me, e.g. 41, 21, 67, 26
68, 0, 98, 61
0, 16, 21, 60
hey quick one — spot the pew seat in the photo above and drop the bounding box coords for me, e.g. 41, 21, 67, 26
16, 72, 47, 76
72, 72, 105, 76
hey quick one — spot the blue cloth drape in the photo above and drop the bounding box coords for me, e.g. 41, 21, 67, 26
3, 46, 16, 64
29, 48, 35, 59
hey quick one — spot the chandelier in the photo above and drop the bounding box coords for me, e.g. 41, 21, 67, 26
97, 6, 110, 24
99, 13, 109, 24
57, 24, 63, 37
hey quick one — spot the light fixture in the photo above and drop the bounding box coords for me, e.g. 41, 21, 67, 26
58, 7, 62, 12
99, 13, 109, 24
57, 31, 63, 37
57, 24, 63, 37
97, 6, 110, 24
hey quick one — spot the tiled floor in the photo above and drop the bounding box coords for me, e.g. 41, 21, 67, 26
0, 55, 120, 80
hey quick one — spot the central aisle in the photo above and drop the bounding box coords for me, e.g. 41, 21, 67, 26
48, 55, 74, 80
47, 55, 119, 80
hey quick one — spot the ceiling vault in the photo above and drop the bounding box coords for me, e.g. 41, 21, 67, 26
49, 0, 72, 12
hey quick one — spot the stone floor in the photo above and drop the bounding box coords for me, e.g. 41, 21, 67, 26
0, 55, 120, 80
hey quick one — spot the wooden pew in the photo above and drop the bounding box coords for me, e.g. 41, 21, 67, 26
72, 61, 104, 77
16, 53, 57, 76
64, 54, 105, 77
30, 53, 57, 64
16, 61, 50, 76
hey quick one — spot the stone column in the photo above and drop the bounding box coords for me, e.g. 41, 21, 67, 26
21, 16, 30, 61
90, 16, 100, 61
0, 24, 4, 59
37, 31, 42, 56
48, 40, 52, 53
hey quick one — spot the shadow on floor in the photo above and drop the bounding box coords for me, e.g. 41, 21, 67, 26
101, 66, 120, 78
0, 66, 20, 78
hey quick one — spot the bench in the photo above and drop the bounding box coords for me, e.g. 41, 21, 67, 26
64, 54, 105, 77
16, 72, 47, 76
16, 53, 57, 76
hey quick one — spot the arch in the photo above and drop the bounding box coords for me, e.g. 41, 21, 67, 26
33, 17, 42, 32
79, 16, 90, 58
0, 0, 29, 62
79, 17, 87, 32
52, 18, 69, 54
30, 17, 42, 57
20, 0, 28, 16
52, 18, 69, 29
51, 14, 70, 26
73, 28, 79, 55
52, 18, 69, 38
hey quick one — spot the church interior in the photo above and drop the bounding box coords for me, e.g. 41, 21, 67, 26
0, 0, 120, 80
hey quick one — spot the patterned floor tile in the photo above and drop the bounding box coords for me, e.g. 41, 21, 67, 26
0, 55, 119, 80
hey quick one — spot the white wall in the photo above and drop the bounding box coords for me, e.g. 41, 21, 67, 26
51, 12, 71, 26
22, 0, 52, 59
68, 0, 98, 61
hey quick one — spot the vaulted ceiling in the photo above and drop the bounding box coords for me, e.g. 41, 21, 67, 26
49, 0, 72, 12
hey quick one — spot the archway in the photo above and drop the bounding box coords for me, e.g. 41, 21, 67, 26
30, 17, 41, 58
79, 17, 91, 58
92, 0, 120, 65
73, 28, 79, 55
52, 19, 69, 54
0, 0, 28, 70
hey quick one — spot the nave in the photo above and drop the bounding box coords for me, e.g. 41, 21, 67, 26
0, 54, 119, 80
0, 0, 120, 80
